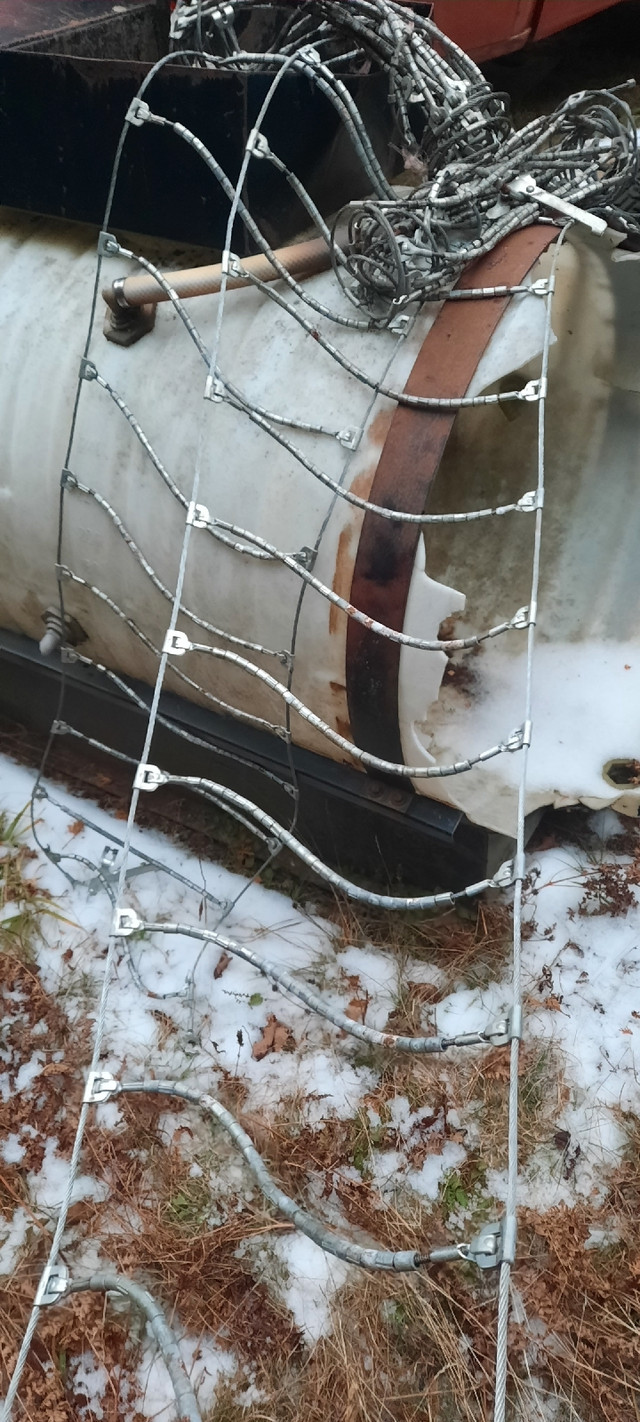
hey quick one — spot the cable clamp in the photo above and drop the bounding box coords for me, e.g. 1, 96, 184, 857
97, 230, 120, 258
517, 377, 545, 403
467, 1221, 505, 1270
485, 1015, 512, 1047
521, 719, 533, 748
297, 44, 322, 64
510, 1004, 523, 1041
389, 312, 411, 336
512, 606, 531, 630
501, 1214, 518, 1265
505, 726, 526, 753
336, 427, 360, 450
163, 630, 191, 656
187, 502, 211, 529
492, 859, 516, 889
126, 97, 151, 127
513, 849, 526, 883
210, 3, 235, 27
112, 907, 142, 937
55, 562, 72, 580
83, 1069, 121, 1104
246, 129, 271, 159
134, 764, 168, 792
60, 468, 78, 490
427, 1220, 505, 1271
204, 375, 225, 403
528, 278, 553, 297
291, 546, 317, 571
220, 251, 243, 279
79, 359, 98, 383
51, 720, 70, 736
505, 174, 609, 239
516, 490, 539, 512
35, 1263, 70, 1307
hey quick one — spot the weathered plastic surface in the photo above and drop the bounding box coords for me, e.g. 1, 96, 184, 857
0, 209, 638, 835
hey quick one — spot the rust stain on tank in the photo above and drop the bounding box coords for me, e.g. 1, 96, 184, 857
368, 408, 395, 448
330, 525, 355, 636
336, 716, 354, 744
349, 464, 377, 503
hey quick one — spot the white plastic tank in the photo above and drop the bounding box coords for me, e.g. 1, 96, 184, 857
0, 207, 638, 835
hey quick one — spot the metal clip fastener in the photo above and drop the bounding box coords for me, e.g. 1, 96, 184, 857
506, 726, 526, 753
292, 546, 317, 571
35, 1263, 70, 1307
492, 860, 516, 889
97, 230, 121, 258
51, 720, 70, 736
246, 129, 270, 159
389, 313, 411, 336
55, 563, 72, 581
513, 850, 526, 883
297, 44, 321, 64
112, 908, 142, 937
205, 375, 225, 403
60, 469, 78, 490
516, 490, 539, 512
528, 277, 554, 297
337, 428, 360, 450
506, 174, 609, 238
510, 1005, 523, 1041
211, 3, 235, 26
83, 1070, 120, 1104
187, 502, 211, 528
486, 1016, 511, 1047
517, 378, 545, 402
163, 630, 191, 656
126, 97, 151, 127
467, 1221, 505, 1270
512, 606, 531, 630
427, 1219, 505, 1271
79, 359, 98, 383
521, 719, 533, 748
134, 764, 168, 792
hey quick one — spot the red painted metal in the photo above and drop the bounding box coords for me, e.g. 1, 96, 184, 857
531, 0, 623, 40
345, 225, 559, 771
431, 0, 536, 61
410, 0, 624, 60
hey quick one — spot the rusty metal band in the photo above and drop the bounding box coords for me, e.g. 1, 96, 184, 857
345, 224, 559, 770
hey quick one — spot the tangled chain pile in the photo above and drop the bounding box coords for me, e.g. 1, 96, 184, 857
170, 0, 639, 316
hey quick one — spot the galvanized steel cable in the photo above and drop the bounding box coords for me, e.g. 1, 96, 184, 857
115, 915, 511, 1058
3, 15, 574, 1418
171, 0, 638, 317
132, 765, 511, 910
491, 227, 569, 1422
64, 1273, 202, 1422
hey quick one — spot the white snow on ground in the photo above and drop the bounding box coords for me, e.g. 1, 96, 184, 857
2, 752, 640, 1415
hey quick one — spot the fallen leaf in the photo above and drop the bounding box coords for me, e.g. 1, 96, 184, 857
214, 951, 231, 980
93, 773, 112, 788
61, 948, 73, 964
621, 1028, 633, 1035
42, 1062, 73, 1077
252, 1014, 296, 1060
346, 997, 368, 1024
66, 820, 85, 838
542, 995, 564, 1012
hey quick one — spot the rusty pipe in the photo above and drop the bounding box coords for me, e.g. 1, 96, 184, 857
103, 236, 333, 312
